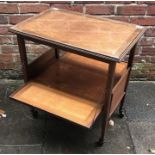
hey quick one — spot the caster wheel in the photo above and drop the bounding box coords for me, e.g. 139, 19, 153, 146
119, 111, 124, 118
31, 109, 38, 119
95, 139, 104, 147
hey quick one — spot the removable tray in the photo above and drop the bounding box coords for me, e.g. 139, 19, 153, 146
10, 53, 127, 128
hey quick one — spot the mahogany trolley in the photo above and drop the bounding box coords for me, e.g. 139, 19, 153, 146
10, 8, 145, 146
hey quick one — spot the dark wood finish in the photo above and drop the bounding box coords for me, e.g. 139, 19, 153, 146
96, 62, 116, 146
17, 34, 38, 116
17, 35, 28, 82
119, 44, 137, 117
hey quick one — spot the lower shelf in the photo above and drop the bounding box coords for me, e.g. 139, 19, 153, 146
10, 53, 127, 128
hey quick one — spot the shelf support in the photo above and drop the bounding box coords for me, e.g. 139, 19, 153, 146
97, 62, 116, 146
17, 34, 38, 117
119, 44, 137, 118
17, 35, 29, 83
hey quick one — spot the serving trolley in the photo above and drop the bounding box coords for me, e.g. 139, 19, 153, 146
10, 8, 145, 146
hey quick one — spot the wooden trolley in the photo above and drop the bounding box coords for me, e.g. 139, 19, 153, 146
9, 8, 145, 146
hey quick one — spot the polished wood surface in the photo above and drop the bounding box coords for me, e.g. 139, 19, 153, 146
10, 53, 127, 128
11, 8, 145, 61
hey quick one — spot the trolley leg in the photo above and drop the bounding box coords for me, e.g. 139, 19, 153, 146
17, 35, 29, 82
17, 35, 39, 119
96, 120, 108, 146
96, 62, 116, 147
118, 44, 137, 119
119, 96, 125, 118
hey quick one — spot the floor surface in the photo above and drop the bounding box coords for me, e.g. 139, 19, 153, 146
0, 80, 154, 154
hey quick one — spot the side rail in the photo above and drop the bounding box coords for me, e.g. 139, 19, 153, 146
109, 68, 130, 116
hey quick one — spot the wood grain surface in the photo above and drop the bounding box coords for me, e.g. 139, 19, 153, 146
11, 53, 127, 128
10, 8, 145, 61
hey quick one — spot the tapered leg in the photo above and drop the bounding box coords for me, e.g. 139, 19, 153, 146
17, 35, 29, 82
17, 35, 38, 118
96, 62, 116, 146
119, 44, 137, 118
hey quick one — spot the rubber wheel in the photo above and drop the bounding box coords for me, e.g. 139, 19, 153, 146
31, 109, 38, 119
95, 139, 104, 147
119, 112, 124, 118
